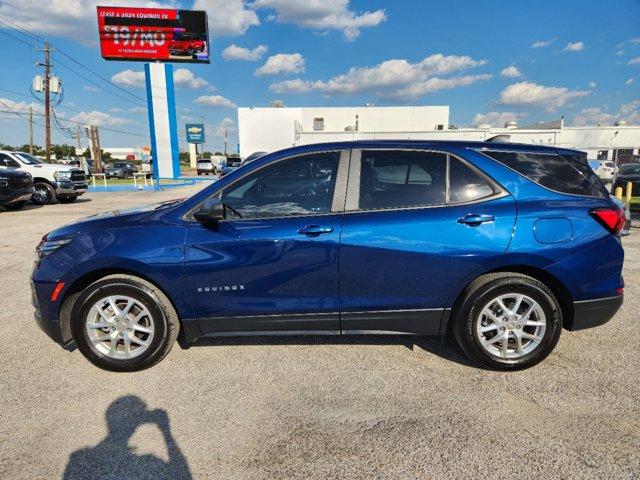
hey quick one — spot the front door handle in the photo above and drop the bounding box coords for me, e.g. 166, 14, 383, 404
297, 225, 334, 236
457, 214, 495, 226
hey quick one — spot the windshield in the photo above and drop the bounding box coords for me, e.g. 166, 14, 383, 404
619, 164, 640, 175
14, 152, 42, 165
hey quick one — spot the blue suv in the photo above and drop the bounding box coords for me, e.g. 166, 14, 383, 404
31, 141, 625, 371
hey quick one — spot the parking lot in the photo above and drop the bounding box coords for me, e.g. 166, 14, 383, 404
1, 188, 639, 479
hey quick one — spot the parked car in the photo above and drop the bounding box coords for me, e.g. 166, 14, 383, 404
219, 165, 237, 177
196, 159, 215, 175
32, 140, 624, 372
242, 151, 267, 165
225, 156, 242, 168
0, 151, 87, 204
591, 160, 616, 180
0, 168, 34, 210
611, 163, 640, 195
104, 162, 136, 179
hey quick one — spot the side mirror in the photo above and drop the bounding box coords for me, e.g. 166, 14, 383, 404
193, 197, 226, 223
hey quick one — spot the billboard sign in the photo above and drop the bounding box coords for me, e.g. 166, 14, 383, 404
186, 124, 205, 144
97, 6, 210, 63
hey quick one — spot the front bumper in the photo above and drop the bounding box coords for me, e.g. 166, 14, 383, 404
55, 180, 87, 196
569, 295, 623, 331
0, 188, 34, 204
31, 279, 67, 346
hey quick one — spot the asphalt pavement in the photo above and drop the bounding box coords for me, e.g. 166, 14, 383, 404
1, 188, 638, 479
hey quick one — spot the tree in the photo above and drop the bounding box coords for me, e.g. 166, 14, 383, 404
179, 152, 190, 164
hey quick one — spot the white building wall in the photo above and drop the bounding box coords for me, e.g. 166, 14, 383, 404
238, 106, 450, 158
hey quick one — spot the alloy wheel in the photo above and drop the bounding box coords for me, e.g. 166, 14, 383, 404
475, 293, 547, 359
85, 295, 155, 359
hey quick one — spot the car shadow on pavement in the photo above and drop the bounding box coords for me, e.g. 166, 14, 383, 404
191, 334, 479, 368
63, 396, 192, 480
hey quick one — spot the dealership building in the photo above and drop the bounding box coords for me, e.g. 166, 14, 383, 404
237, 105, 640, 162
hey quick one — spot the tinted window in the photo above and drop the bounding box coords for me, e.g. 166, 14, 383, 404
221, 152, 339, 218
449, 157, 495, 203
359, 150, 446, 209
619, 164, 640, 175
482, 150, 608, 198
14, 153, 41, 165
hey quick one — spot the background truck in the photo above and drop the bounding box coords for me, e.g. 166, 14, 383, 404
0, 151, 88, 205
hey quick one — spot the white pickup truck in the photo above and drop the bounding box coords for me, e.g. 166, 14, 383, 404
0, 150, 88, 204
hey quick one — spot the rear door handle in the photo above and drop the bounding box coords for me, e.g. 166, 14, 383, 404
457, 214, 495, 226
297, 225, 334, 236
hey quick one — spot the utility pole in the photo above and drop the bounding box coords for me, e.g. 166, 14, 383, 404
75, 125, 84, 171
36, 41, 54, 163
224, 128, 228, 156
28, 106, 34, 155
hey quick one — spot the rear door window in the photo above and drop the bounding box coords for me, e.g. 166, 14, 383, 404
481, 150, 608, 198
448, 157, 496, 203
358, 150, 446, 209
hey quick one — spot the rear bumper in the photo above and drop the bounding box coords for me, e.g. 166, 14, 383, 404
569, 295, 623, 331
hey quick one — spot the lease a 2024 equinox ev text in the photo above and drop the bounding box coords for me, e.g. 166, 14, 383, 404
31, 140, 624, 371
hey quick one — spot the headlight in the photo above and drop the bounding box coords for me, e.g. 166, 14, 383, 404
53, 171, 72, 180
36, 237, 73, 257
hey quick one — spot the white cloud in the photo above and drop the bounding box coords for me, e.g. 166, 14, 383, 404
193, 0, 260, 37
269, 78, 314, 94
255, 53, 306, 76
628, 57, 640, 65
173, 69, 209, 89
111, 69, 145, 87
562, 41, 585, 52
111, 68, 208, 89
572, 101, 640, 126
531, 38, 555, 48
222, 44, 268, 61
588, 82, 597, 88
472, 111, 526, 127
83, 85, 99, 92
617, 38, 640, 48
194, 95, 237, 109
109, 107, 123, 113
500, 66, 522, 78
0, 97, 43, 114
128, 106, 147, 113
252, 0, 386, 40
617, 50, 625, 56
269, 53, 489, 100
69, 110, 131, 126
497, 81, 590, 111
0, 0, 176, 44
626, 78, 635, 85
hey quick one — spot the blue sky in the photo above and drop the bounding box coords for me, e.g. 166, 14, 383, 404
0, 0, 638, 151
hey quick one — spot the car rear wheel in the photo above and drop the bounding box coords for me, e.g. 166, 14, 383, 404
452, 273, 562, 370
71, 274, 180, 371
32, 182, 55, 205
2, 200, 27, 211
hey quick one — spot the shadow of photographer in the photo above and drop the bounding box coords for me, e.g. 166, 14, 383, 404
63, 396, 192, 480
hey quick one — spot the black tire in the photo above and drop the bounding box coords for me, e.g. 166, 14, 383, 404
32, 182, 55, 205
2, 200, 27, 211
71, 274, 180, 372
452, 272, 562, 370
57, 195, 77, 204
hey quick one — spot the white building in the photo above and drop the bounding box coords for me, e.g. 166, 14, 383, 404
237, 106, 639, 162
238, 106, 449, 158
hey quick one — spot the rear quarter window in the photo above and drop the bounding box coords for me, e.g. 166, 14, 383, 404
481, 150, 608, 198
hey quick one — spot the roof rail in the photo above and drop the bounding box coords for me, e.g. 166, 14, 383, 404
486, 134, 511, 143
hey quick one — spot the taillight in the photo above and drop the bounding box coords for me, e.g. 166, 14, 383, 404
589, 207, 625, 235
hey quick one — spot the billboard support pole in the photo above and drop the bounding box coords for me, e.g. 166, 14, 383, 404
144, 62, 180, 188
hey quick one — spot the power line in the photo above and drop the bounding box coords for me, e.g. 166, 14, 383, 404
0, 13, 43, 42
0, 23, 35, 48
55, 47, 146, 103
54, 56, 146, 107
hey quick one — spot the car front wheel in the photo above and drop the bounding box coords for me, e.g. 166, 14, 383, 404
32, 182, 55, 205
452, 273, 562, 370
71, 274, 180, 371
